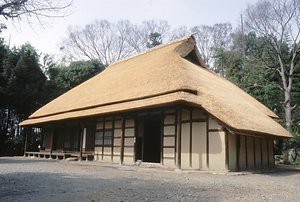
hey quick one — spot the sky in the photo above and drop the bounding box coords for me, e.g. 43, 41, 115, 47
1, 0, 260, 56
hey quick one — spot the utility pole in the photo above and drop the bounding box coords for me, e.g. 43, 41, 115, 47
241, 14, 246, 59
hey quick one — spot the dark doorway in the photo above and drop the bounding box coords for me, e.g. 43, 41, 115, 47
136, 119, 161, 163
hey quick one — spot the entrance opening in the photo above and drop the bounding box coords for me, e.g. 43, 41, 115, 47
136, 119, 161, 163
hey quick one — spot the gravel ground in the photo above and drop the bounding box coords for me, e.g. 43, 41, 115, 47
0, 157, 300, 201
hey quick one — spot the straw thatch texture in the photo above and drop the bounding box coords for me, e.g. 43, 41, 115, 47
20, 34, 291, 138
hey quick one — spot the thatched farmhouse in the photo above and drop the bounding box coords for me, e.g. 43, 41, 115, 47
20, 34, 292, 171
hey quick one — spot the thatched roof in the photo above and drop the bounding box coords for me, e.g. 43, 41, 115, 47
19, 34, 291, 138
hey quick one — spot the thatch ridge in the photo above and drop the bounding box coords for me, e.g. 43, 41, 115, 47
109, 33, 197, 67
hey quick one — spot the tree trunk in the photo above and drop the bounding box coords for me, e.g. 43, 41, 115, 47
284, 90, 293, 132
279, 57, 293, 164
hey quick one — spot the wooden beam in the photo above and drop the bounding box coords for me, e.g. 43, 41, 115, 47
176, 107, 182, 169
120, 117, 125, 164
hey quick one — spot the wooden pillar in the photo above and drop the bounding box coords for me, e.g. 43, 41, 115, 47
189, 109, 193, 168
79, 121, 84, 161
267, 138, 270, 167
62, 123, 66, 153
225, 130, 229, 170
160, 111, 164, 165
272, 139, 275, 166
253, 137, 256, 168
176, 107, 182, 169
120, 117, 125, 164
40, 127, 44, 151
49, 126, 54, 158
111, 117, 115, 162
23, 127, 29, 157
260, 138, 263, 168
206, 115, 209, 169
102, 118, 106, 160
236, 134, 240, 171
245, 136, 248, 169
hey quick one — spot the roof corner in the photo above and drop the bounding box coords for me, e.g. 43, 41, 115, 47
174, 34, 208, 68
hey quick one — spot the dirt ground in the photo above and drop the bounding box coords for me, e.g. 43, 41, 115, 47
0, 157, 300, 201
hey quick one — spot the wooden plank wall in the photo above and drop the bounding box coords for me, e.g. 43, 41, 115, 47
228, 133, 275, 171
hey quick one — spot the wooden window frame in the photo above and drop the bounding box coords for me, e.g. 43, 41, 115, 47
95, 129, 113, 147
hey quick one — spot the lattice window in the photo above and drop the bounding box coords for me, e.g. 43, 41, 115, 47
95, 129, 112, 146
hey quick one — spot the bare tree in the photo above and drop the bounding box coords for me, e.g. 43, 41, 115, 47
180, 23, 232, 68
0, 0, 72, 24
62, 20, 135, 65
127, 19, 170, 53
245, 0, 300, 131
171, 24, 233, 68
170, 26, 190, 40
62, 20, 171, 64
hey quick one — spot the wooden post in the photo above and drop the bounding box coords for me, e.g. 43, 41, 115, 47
225, 130, 229, 170
49, 126, 54, 158
260, 138, 263, 168
79, 121, 84, 161
111, 117, 115, 162
245, 136, 248, 169
206, 115, 209, 169
102, 118, 106, 160
236, 134, 240, 171
62, 123, 66, 154
267, 139, 270, 167
253, 137, 256, 168
23, 127, 29, 157
189, 109, 193, 168
160, 111, 164, 165
120, 117, 125, 164
40, 127, 44, 151
176, 107, 182, 169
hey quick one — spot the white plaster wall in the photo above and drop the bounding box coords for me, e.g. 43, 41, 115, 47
181, 123, 190, 169
209, 131, 226, 170
192, 122, 207, 169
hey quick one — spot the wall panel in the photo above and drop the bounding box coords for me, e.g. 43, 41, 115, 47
209, 131, 226, 170
246, 137, 255, 169
192, 122, 207, 169
268, 139, 274, 166
228, 132, 237, 171
181, 123, 190, 169
261, 138, 268, 167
